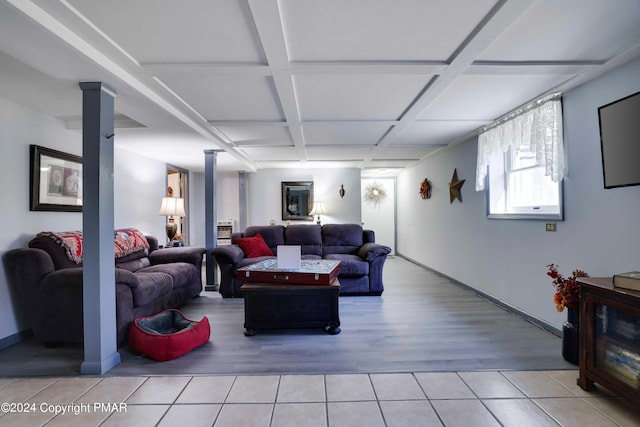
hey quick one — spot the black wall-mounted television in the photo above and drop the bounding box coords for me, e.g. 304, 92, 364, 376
597, 90, 640, 189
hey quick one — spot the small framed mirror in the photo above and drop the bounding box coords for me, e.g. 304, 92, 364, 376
282, 181, 314, 221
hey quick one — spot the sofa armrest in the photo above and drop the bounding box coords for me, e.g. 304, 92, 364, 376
115, 268, 140, 288
149, 246, 205, 266
3, 248, 55, 288
40, 267, 84, 291
211, 245, 245, 265
356, 242, 391, 262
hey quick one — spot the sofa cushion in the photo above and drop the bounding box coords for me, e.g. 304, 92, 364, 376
284, 224, 323, 256
323, 254, 369, 276
133, 272, 173, 307
235, 233, 274, 258
322, 224, 364, 255
117, 255, 151, 272
138, 262, 199, 289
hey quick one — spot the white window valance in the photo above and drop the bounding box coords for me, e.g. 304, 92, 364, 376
475, 94, 565, 191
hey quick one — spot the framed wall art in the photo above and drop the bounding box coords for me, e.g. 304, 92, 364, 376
281, 181, 313, 220
30, 145, 83, 212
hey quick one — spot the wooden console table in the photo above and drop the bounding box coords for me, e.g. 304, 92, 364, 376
577, 277, 640, 407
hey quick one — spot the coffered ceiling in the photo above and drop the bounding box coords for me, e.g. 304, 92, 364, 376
1, 0, 639, 173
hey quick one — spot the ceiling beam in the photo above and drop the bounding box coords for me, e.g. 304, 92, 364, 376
246, 0, 307, 165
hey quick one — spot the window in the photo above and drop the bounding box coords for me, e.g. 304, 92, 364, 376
476, 94, 564, 220
486, 143, 563, 219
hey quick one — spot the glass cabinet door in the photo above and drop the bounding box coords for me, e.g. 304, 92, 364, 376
594, 303, 640, 390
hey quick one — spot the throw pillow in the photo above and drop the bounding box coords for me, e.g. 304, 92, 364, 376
235, 233, 274, 258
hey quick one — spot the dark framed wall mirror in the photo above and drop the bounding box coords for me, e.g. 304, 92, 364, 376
282, 181, 313, 221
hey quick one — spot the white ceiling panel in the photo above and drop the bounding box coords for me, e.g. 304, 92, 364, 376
295, 74, 431, 121
0, 50, 82, 118
394, 120, 490, 146
372, 146, 431, 161
281, 0, 498, 61
217, 125, 293, 147
302, 123, 391, 146
260, 160, 363, 169
479, 0, 640, 62
0, 4, 106, 82
306, 146, 372, 161
239, 146, 299, 161
63, 0, 266, 64
156, 74, 284, 121
366, 159, 418, 168
418, 74, 574, 121
115, 128, 220, 171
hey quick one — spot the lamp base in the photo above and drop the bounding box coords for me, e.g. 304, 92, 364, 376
166, 220, 177, 246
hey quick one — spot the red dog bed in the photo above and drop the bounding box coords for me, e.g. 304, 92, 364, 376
129, 309, 210, 361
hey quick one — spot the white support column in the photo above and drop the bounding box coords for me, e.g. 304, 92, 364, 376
79, 82, 120, 374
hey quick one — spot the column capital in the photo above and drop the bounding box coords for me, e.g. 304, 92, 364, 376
79, 81, 117, 97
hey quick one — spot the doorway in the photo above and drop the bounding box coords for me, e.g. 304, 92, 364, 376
361, 177, 396, 255
167, 165, 189, 245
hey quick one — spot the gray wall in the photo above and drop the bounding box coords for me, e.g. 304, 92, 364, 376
397, 57, 640, 331
1, 98, 84, 340
246, 168, 362, 226
1, 98, 182, 343
114, 148, 167, 239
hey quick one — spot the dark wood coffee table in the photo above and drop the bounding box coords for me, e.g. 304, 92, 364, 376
240, 279, 341, 336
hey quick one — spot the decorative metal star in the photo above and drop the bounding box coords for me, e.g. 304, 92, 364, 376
449, 168, 465, 203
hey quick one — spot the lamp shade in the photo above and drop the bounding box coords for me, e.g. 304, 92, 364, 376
159, 197, 186, 217
309, 201, 325, 215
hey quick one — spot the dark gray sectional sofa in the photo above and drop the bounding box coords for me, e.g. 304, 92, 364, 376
3, 232, 205, 347
211, 223, 391, 298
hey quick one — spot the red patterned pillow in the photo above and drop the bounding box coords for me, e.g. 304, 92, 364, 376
234, 233, 274, 258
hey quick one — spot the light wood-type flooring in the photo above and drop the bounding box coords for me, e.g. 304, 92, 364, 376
0, 257, 575, 377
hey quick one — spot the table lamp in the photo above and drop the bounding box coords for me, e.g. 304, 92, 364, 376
159, 197, 185, 245
310, 201, 325, 225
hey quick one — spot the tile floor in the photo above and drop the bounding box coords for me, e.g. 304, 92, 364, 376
0, 370, 639, 426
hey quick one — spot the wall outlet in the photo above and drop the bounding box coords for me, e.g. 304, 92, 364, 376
545, 222, 557, 232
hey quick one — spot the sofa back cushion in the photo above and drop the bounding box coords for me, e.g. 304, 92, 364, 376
322, 224, 364, 255
363, 229, 375, 244
240, 226, 285, 254
29, 233, 82, 270
30, 229, 152, 271
284, 224, 323, 256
